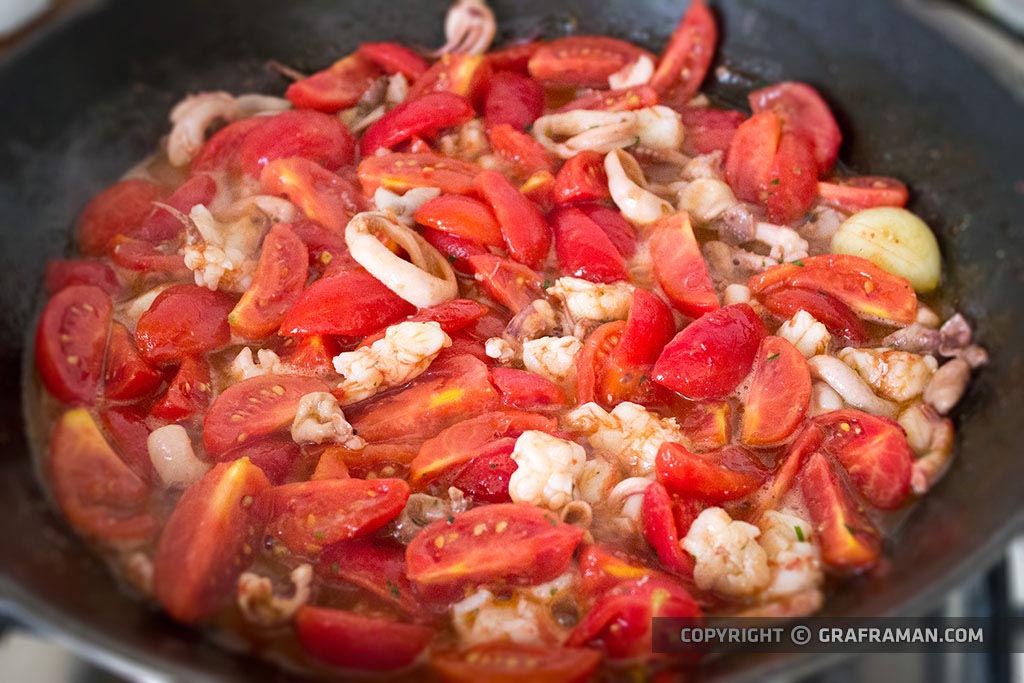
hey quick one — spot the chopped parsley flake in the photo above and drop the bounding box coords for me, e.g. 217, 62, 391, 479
795, 526, 805, 542
766, 352, 780, 361
793, 259, 805, 267
386, 579, 401, 599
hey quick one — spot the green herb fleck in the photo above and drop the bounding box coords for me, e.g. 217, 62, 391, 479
548, 515, 558, 527
770, 178, 781, 186
330, 562, 340, 574
550, 587, 559, 597
543, 279, 552, 289
792, 259, 805, 267
766, 352, 780, 362
639, 375, 648, 384
386, 579, 401, 599
794, 526, 805, 542
447, 515, 455, 525
844, 523, 857, 535
489, 463, 497, 469
447, 254, 458, 263
313, 530, 325, 541
634, 136, 641, 146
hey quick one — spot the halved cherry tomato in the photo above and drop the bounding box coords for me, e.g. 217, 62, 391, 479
740, 336, 811, 445
678, 106, 746, 155
285, 52, 383, 113
432, 643, 602, 683
641, 481, 694, 576
77, 178, 167, 256
191, 117, 264, 174
99, 405, 158, 481
202, 374, 330, 456
49, 408, 156, 544
757, 287, 868, 344
360, 92, 475, 157
288, 218, 358, 274
446, 439, 518, 503
576, 203, 638, 258
103, 322, 162, 401
414, 194, 503, 247
311, 447, 351, 480
529, 36, 655, 88
656, 442, 765, 503
423, 227, 489, 272
318, 538, 421, 615
748, 253, 918, 325
35, 285, 112, 404
406, 503, 584, 600
650, 212, 718, 317
552, 151, 611, 205
151, 357, 212, 422
408, 54, 491, 103
601, 289, 676, 403
798, 452, 882, 572
487, 124, 555, 176
557, 85, 659, 113
137, 174, 217, 242
484, 70, 544, 131
818, 176, 910, 212
476, 169, 552, 268
228, 223, 309, 339
347, 354, 499, 442
358, 42, 429, 80
764, 129, 818, 224
239, 110, 356, 177
135, 285, 234, 363
519, 169, 556, 211
359, 299, 490, 349
486, 41, 545, 73
578, 544, 654, 598
551, 206, 628, 283
676, 399, 732, 451
261, 157, 366, 230
44, 259, 119, 296
110, 237, 189, 277
295, 606, 433, 671
652, 304, 767, 400
650, 0, 718, 103
279, 268, 414, 336
153, 458, 271, 622
749, 81, 842, 175
278, 334, 340, 375
467, 254, 545, 313
576, 320, 625, 406
264, 477, 410, 554
490, 368, 566, 411
725, 110, 781, 204
358, 152, 480, 196
220, 435, 301, 485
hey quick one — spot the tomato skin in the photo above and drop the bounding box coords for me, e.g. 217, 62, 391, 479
487, 124, 555, 176
725, 110, 781, 204
749, 81, 842, 175
408, 54, 491, 103
359, 299, 490, 349
431, 643, 602, 683
153, 458, 271, 623
757, 287, 868, 344
678, 106, 746, 155
49, 408, 156, 545
818, 175, 910, 212
360, 92, 475, 157
103, 322, 163, 401
484, 70, 544, 131
317, 539, 422, 615
286, 52, 383, 113
423, 227, 489, 272
202, 374, 330, 456
222, 435, 301, 485
557, 85, 659, 113
137, 174, 218, 242
677, 399, 732, 451
656, 442, 765, 503
262, 157, 366, 231
578, 544, 654, 599
486, 41, 545, 73
110, 237, 189, 276
552, 151, 611, 205
765, 130, 818, 224
576, 203, 638, 258
491, 367, 566, 411
740, 336, 811, 446
414, 194, 503, 247
641, 481, 695, 577
601, 289, 676, 403
296, 606, 433, 671
446, 439, 518, 503
551, 206, 628, 284
228, 223, 309, 340
191, 117, 264, 174
358, 152, 480, 196
358, 42, 429, 80
134, 285, 234, 363
649, 212, 719, 317
529, 36, 655, 88
279, 268, 414, 337
575, 320, 625, 407
239, 110, 356, 178
406, 503, 584, 600
77, 178, 167, 256
99, 405, 158, 481
45, 259, 119, 296
476, 170, 552, 268
151, 356, 213, 422
652, 304, 767, 400
650, 0, 718, 103
467, 254, 545, 313
264, 477, 410, 555
35, 285, 113, 404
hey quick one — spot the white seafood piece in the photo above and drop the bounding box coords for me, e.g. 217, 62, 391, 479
546, 276, 634, 322
576, 456, 621, 506
450, 573, 574, 647
777, 310, 831, 359
607, 477, 655, 532
723, 283, 752, 306
290, 392, 365, 448
435, 0, 496, 56
807, 381, 845, 417
682, 507, 770, 597
508, 431, 587, 510
167, 92, 239, 167
147, 425, 210, 488
605, 149, 674, 224
237, 564, 312, 628
757, 510, 823, 601
533, 110, 638, 158
229, 348, 284, 382
753, 222, 810, 262
837, 347, 937, 403
437, 119, 490, 162
900, 403, 956, 494
677, 177, 737, 224
373, 186, 441, 226
923, 358, 971, 415
522, 336, 582, 389
807, 355, 898, 418
566, 401, 685, 477
608, 54, 654, 89
182, 204, 266, 293
484, 337, 517, 364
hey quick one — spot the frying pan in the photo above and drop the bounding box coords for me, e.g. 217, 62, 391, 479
0, 0, 1021, 681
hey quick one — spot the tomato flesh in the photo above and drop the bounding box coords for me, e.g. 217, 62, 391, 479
239, 110, 355, 177
296, 606, 433, 671
749, 81, 842, 175
360, 92, 475, 157
414, 194, 503, 247
135, 285, 234, 363
491, 367, 566, 411
260, 157, 366, 231
641, 481, 694, 577
551, 205, 628, 284
529, 36, 655, 88
103, 322, 163, 401
552, 151, 611, 205
151, 356, 212, 422
488, 123, 554, 176
650, 0, 718, 104
357, 42, 429, 80
431, 643, 601, 683
818, 175, 910, 211
678, 106, 746, 155
228, 223, 309, 339
77, 179, 167, 256
484, 70, 544, 131
358, 152, 480, 196
279, 268, 414, 337
650, 212, 718, 317
740, 335, 811, 446
35, 285, 113, 404
467, 254, 545, 314
757, 287, 868, 343
44, 259, 119, 296
318, 538, 422, 615
557, 85, 659, 113
476, 169, 552, 269
656, 442, 765, 503
286, 52, 383, 113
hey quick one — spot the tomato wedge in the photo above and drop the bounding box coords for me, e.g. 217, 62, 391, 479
153, 458, 271, 623
641, 481, 694, 576
238, 110, 356, 177
484, 70, 544, 131
491, 367, 566, 411
358, 42, 429, 80
414, 194, 503, 247
575, 320, 625, 407
202, 374, 330, 456
35, 285, 112, 404
191, 117, 264, 175
446, 439, 518, 503
578, 544, 654, 598
818, 175, 910, 212
576, 203, 638, 258
408, 54, 491, 102
551, 205, 628, 283
151, 356, 213, 422
652, 304, 766, 400
135, 285, 234, 363
279, 268, 414, 337
103, 322, 163, 401
285, 52, 382, 113
488, 123, 554, 176
295, 606, 433, 671
757, 287, 868, 344
764, 129, 818, 224
137, 173, 217, 242
601, 289, 675, 404
77, 178, 167, 256
406, 503, 584, 600
467, 254, 545, 313
99, 405, 158, 481
110, 237, 189, 276
552, 151, 610, 205
318, 538, 421, 615
431, 643, 601, 683
725, 110, 781, 204
228, 223, 309, 339
650, 0, 718, 103
650, 212, 718, 317
359, 299, 490, 348
423, 227, 489, 272
656, 442, 765, 503
557, 85, 659, 113
486, 41, 545, 73
264, 477, 410, 555
749, 81, 842, 175
44, 259, 119, 296
678, 106, 746, 155
677, 399, 732, 451
360, 92, 475, 157
528, 36, 655, 88
358, 152, 480, 196
740, 336, 811, 445
260, 157, 366, 231
476, 170, 552, 269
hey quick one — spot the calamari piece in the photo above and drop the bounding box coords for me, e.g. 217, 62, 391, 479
435, 0, 496, 56
605, 149, 674, 224
237, 564, 312, 628
808, 355, 898, 418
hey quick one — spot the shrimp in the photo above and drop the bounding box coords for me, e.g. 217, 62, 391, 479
237, 564, 313, 628
565, 401, 685, 477
837, 347, 937, 403
777, 310, 832, 359
450, 573, 575, 647
899, 403, 956, 494
546, 277, 633, 323
808, 355, 898, 418
290, 392, 365, 448
682, 507, 771, 597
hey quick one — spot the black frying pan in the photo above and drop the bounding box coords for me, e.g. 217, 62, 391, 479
0, 1, 1021, 681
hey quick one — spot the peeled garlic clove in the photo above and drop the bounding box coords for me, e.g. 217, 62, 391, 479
831, 207, 941, 293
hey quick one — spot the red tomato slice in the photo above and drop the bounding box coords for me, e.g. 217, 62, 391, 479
408, 54, 491, 103
318, 538, 421, 615
357, 42, 429, 80
49, 408, 156, 545
77, 178, 168, 256
134, 285, 234, 363
650, 0, 718, 103
202, 374, 330, 457
153, 458, 271, 622
484, 70, 544, 131
446, 439, 518, 503
798, 452, 882, 572
656, 442, 765, 503
528, 36, 655, 88
311, 446, 351, 481
239, 110, 356, 177
467, 254, 545, 313
575, 320, 626, 407
264, 477, 410, 555
578, 544, 654, 599
818, 175, 910, 212
748, 253, 918, 325
295, 606, 433, 671
576, 203, 638, 258
414, 194, 503, 247
486, 41, 545, 73
191, 117, 264, 175
279, 268, 414, 337
601, 289, 675, 404
287, 218, 357, 274
641, 481, 695, 576
261, 157, 366, 231
150, 356, 212, 422
650, 212, 719, 317
652, 303, 767, 400
360, 92, 475, 157
551, 206, 628, 284
749, 81, 842, 175
740, 336, 811, 445
519, 169, 556, 213
220, 435, 301, 485
488, 124, 555, 177
491, 367, 566, 411
103, 322, 162, 401
99, 406, 158, 482
228, 223, 309, 340
676, 399, 732, 451
556, 85, 659, 113
35, 285, 113, 404
110, 237, 189, 277
358, 152, 480, 196
406, 503, 584, 600
757, 287, 868, 344
725, 110, 781, 204
44, 259, 119, 296
137, 174, 217, 242
552, 151, 611, 205
678, 106, 746, 155
476, 169, 552, 268
423, 227, 489, 272
347, 354, 500, 442
278, 334, 340, 375
359, 299, 490, 349
431, 643, 601, 683
764, 131, 818, 224
285, 52, 383, 113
